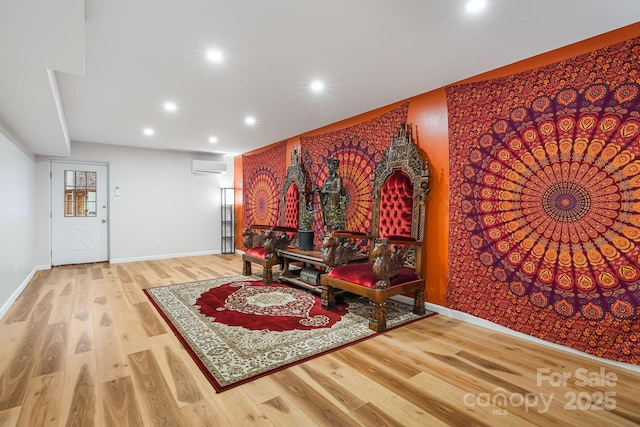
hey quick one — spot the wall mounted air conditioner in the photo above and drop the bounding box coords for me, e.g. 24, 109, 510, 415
191, 159, 227, 174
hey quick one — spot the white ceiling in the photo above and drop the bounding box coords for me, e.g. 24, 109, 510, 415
1, 1, 639, 158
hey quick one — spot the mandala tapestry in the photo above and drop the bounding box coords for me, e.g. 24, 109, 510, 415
242, 141, 288, 227
300, 103, 409, 245
446, 38, 640, 364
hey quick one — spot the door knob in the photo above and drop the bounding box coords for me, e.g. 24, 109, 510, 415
102, 219, 107, 224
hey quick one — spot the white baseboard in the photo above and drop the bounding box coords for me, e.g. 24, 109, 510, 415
2, 253, 224, 319
0, 266, 39, 320
109, 250, 221, 264
391, 295, 640, 374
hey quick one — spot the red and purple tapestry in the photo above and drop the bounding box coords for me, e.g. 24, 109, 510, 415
242, 141, 288, 228
446, 38, 640, 364
300, 103, 409, 244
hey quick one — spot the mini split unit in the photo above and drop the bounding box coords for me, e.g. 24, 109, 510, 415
191, 159, 227, 174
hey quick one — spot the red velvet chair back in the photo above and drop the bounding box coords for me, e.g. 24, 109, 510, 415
284, 182, 299, 233
379, 169, 413, 239
280, 147, 309, 238
369, 125, 429, 244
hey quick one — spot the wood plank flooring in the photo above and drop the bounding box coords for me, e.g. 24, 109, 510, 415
0, 254, 638, 426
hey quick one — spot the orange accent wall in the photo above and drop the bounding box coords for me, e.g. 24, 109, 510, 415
407, 89, 449, 305
235, 23, 640, 306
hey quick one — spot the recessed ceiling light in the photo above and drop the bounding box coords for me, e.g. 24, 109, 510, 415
245, 116, 256, 126
163, 101, 177, 112
310, 80, 324, 92
208, 136, 218, 143
206, 49, 224, 63
143, 127, 154, 136
466, 0, 487, 13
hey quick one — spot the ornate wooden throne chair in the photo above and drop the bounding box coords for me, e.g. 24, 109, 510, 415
320, 124, 430, 331
242, 148, 309, 283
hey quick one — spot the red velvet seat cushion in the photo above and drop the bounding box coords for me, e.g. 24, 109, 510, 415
246, 247, 268, 259
379, 169, 413, 238
326, 263, 419, 288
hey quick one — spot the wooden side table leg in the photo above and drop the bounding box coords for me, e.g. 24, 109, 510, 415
281, 257, 290, 277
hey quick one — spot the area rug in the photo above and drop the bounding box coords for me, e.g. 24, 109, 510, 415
144, 275, 433, 392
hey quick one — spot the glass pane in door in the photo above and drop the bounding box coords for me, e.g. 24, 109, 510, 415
64, 170, 98, 217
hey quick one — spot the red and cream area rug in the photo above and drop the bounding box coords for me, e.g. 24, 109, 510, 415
144, 275, 433, 392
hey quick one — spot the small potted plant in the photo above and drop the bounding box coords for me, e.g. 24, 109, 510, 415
298, 203, 315, 251
326, 195, 348, 232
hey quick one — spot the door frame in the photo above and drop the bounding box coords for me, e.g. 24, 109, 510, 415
50, 160, 110, 265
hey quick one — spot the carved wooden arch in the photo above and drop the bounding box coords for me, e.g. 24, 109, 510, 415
280, 146, 309, 228
370, 123, 430, 241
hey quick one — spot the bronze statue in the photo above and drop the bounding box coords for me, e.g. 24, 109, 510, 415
318, 156, 344, 230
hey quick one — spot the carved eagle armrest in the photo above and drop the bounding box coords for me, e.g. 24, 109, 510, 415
242, 227, 266, 249
320, 234, 361, 268
242, 224, 276, 249
371, 238, 421, 289
263, 230, 292, 260
269, 226, 298, 256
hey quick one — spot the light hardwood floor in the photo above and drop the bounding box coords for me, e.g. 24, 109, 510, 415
0, 254, 638, 426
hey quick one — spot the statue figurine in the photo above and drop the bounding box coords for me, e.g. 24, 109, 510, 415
318, 156, 344, 230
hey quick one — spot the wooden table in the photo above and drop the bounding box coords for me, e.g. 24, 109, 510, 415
277, 247, 367, 293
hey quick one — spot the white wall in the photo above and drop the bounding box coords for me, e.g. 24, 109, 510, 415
35, 141, 234, 265
0, 133, 36, 315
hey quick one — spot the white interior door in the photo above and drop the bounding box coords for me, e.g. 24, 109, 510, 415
51, 162, 109, 265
